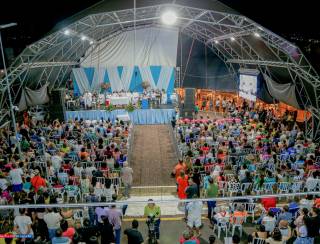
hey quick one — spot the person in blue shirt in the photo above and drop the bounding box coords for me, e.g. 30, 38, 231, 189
265, 170, 276, 183
22, 177, 32, 193
277, 205, 293, 225
52, 229, 70, 244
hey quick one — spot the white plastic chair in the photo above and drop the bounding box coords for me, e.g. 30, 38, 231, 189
73, 209, 84, 225
230, 216, 245, 237
96, 177, 106, 185
305, 179, 318, 192
65, 187, 80, 203
219, 181, 228, 197
241, 183, 252, 195
110, 177, 121, 195
246, 203, 256, 222
263, 182, 275, 194
228, 182, 240, 196
213, 216, 229, 239
58, 173, 69, 186
278, 182, 290, 194
291, 181, 304, 193
252, 238, 266, 244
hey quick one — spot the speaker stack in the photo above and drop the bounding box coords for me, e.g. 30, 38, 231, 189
181, 88, 195, 119
48, 89, 66, 121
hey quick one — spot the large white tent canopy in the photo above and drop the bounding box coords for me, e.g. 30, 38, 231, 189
81, 27, 179, 67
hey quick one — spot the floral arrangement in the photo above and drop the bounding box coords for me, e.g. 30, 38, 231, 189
105, 104, 115, 111
125, 102, 135, 112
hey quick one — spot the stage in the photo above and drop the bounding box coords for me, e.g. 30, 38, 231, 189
65, 109, 176, 125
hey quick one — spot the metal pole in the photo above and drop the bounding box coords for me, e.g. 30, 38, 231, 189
0, 191, 319, 209
0, 29, 22, 158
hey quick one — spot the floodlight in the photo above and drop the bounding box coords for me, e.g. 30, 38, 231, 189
230, 37, 235, 41
214, 40, 219, 44
161, 10, 177, 25
64, 29, 70, 35
81, 35, 87, 41
254, 32, 261, 38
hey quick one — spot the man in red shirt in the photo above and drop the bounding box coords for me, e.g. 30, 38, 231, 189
31, 169, 47, 193
261, 197, 277, 211
172, 159, 187, 180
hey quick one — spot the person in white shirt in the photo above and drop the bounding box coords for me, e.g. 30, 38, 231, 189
262, 211, 276, 232
14, 208, 33, 236
215, 99, 220, 111
9, 163, 24, 192
51, 153, 63, 173
74, 162, 84, 177
44, 208, 63, 239
85, 163, 96, 177
186, 199, 203, 236
121, 162, 133, 198
0, 174, 9, 191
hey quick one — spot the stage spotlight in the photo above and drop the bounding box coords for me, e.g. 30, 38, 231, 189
254, 32, 261, 38
64, 29, 70, 35
214, 40, 219, 44
161, 10, 177, 25
230, 37, 235, 41
81, 35, 87, 41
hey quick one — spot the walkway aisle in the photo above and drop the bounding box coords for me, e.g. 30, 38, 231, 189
130, 125, 178, 191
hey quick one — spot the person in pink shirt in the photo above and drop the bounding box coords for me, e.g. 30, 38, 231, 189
179, 230, 200, 244
60, 219, 75, 240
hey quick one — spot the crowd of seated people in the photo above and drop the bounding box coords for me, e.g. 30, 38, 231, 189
0, 117, 133, 243
66, 88, 170, 110
174, 103, 320, 243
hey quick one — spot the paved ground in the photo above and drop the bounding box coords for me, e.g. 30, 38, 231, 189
121, 217, 256, 244
121, 218, 222, 244
130, 125, 178, 187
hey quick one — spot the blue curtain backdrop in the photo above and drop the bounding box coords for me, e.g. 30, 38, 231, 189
72, 66, 175, 96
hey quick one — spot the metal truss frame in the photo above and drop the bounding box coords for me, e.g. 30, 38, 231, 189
0, 3, 319, 138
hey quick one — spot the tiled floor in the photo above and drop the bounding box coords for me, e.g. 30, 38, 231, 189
130, 125, 178, 187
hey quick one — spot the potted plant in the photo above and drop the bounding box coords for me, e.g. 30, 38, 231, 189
125, 102, 135, 112
105, 104, 115, 111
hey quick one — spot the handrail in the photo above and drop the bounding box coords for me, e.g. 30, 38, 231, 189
127, 125, 135, 166
1, 191, 319, 209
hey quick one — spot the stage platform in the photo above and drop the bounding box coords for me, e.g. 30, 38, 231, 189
65, 109, 176, 125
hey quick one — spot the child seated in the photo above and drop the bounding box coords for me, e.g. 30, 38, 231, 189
23, 176, 32, 193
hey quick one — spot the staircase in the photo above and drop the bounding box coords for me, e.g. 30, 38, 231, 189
129, 125, 178, 195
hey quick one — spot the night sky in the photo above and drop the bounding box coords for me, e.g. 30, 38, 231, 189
0, 0, 319, 65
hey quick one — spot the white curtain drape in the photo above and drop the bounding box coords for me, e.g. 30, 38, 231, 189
263, 74, 301, 109
139, 66, 157, 89
18, 83, 49, 111
106, 67, 124, 92
157, 67, 173, 91
72, 68, 89, 94
91, 67, 106, 92
121, 67, 135, 91
81, 27, 179, 67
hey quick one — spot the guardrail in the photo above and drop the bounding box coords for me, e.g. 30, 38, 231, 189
1, 191, 319, 209
127, 125, 135, 166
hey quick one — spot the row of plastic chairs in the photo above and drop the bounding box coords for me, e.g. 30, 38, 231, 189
219, 181, 311, 197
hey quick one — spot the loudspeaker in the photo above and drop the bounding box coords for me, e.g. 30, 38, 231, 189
48, 89, 66, 121
184, 88, 195, 106
180, 88, 195, 119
